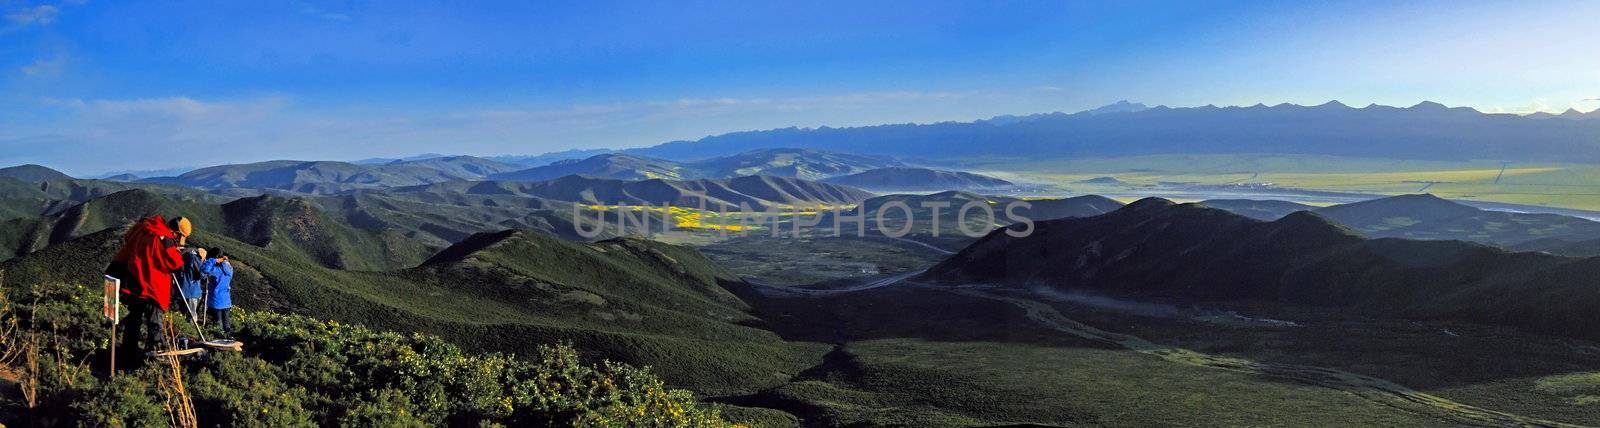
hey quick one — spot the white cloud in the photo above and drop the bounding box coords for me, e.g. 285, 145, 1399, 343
19, 55, 65, 76
5, 4, 58, 27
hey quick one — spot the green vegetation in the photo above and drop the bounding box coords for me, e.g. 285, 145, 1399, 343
0, 275, 731, 426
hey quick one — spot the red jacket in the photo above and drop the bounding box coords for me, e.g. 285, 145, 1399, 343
112, 215, 184, 310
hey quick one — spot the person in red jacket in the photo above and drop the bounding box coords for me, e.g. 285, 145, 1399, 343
108, 215, 189, 358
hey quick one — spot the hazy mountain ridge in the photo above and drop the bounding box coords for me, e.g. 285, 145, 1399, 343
398, 174, 876, 210
821, 167, 1012, 191
628, 101, 1600, 162
490, 148, 902, 182
145, 156, 525, 194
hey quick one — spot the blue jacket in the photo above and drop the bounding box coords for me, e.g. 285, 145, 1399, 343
202, 259, 234, 309
175, 250, 205, 301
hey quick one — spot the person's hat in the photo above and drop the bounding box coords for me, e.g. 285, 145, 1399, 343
167, 216, 192, 245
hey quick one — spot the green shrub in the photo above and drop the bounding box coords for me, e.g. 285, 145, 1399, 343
1, 278, 731, 427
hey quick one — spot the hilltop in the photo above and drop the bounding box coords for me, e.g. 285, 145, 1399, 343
1200, 194, 1600, 250
399, 175, 875, 210
145, 157, 523, 194
923, 198, 1600, 340
821, 167, 1012, 191
491, 148, 902, 182
0, 164, 73, 182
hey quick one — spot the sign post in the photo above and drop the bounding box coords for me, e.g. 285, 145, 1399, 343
103, 275, 120, 379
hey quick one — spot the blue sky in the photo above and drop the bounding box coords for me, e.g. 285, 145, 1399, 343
2, 0, 1597, 175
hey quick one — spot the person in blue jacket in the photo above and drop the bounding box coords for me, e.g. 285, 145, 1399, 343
201, 247, 236, 338
174, 247, 207, 319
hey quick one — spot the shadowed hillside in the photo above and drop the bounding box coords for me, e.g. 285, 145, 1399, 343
0, 223, 826, 396
924, 198, 1600, 341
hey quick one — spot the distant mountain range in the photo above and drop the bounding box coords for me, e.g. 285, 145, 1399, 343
1524, 108, 1600, 120
395, 175, 876, 211
490, 148, 902, 182
625, 101, 1600, 162
143, 156, 520, 194
821, 167, 1012, 191
924, 198, 1600, 341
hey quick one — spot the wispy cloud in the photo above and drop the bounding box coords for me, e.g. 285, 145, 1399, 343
19, 55, 65, 76
4, 4, 59, 27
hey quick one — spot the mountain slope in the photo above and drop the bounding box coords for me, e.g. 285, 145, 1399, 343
490, 154, 686, 181
821, 167, 1012, 191
397, 175, 875, 210
687, 148, 902, 180
0, 164, 73, 182
491, 148, 901, 182
383, 155, 526, 178
1314, 194, 1600, 245
923, 198, 1600, 340
147, 160, 480, 194
0, 225, 825, 395
1200, 199, 1316, 221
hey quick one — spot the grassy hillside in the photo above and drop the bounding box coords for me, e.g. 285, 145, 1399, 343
397, 175, 875, 211
0, 270, 732, 426
925, 198, 1600, 341
0, 221, 825, 396
0, 164, 73, 182
493, 148, 901, 182
821, 167, 1012, 191
1315, 193, 1600, 245
492, 154, 687, 181
687, 148, 901, 180
146, 159, 492, 194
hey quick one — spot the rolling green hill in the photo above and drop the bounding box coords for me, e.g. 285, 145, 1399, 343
687, 148, 901, 180
821, 167, 1012, 191
0, 189, 434, 270
491, 148, 904, 182
1199, 198, 1316, 220
0, 164, 73, 182
147, 158, 517, 194
490, 153, 688, 181
1315, 194, 1600, 246
397, 175, 875, 211
0, 217, 825, 397
924, 198, 1600, 341
383, 155, 527, 178
829, 192, 1124, 251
